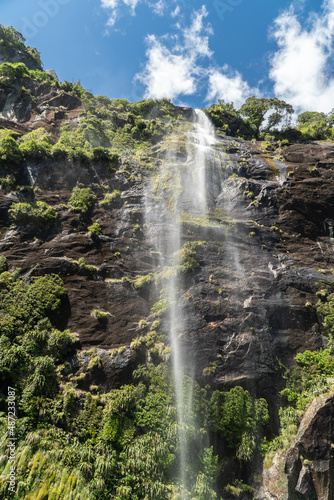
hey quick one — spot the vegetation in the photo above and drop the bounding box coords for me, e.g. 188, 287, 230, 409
263, 285, 334, 456
296, 110, 334, 140
100, 190, 121, 208
88, 222, 102, 236
209, 386, 269, 461
0, 25, 42, 69
68, 187, 97, 213
2, 29, 334, 499
9, 201, 57, 229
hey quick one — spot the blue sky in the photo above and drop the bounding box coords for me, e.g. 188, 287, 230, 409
1, 0, 334, 113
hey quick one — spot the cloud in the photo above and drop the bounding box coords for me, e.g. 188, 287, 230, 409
101, 0, 170, 27
269, 0, 334, 112
150, 0, 165, 15
136, 6, 213, 100
171, 5, 181, 18
206, 67, 258, 109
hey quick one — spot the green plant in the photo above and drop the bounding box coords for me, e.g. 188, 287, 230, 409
100, 190, 121, 208
68, 187, 97, 213
0, 255, 8, 273
19, 128, 52, 160
9, 201, 57, 229
91, 309, 112, 323
0, 134, 22, 166
88, 222, 102, 236
209, 386, 269, 461
0, 174, 15, 190
133, 273, 155, 289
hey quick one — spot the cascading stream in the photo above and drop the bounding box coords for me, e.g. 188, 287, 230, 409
145, 109, 218, 495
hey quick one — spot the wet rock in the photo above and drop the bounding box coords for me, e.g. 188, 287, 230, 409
285, 393, 334, 499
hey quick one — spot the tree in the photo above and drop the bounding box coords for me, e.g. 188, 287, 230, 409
239, 96, 294, 135
209, 386, 269, 461
296, 111, 333, 140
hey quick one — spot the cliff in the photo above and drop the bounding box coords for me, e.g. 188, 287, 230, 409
0, 34, 334, 499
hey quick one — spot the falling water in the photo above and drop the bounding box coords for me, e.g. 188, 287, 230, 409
145, 109, 218, 494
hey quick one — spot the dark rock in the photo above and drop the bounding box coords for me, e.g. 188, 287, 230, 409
285, 393, 334, 499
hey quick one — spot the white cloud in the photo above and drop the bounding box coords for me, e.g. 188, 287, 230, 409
171, 5, 180, 18
136, 36, 197, 99
206, 67, 258, 109
136, 6, 213, 100
150, 0, 165, 15
269, 0, 334, 112
182, 6, 213, 58
101, 0, 172, 28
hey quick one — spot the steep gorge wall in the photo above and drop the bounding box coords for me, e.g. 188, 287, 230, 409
1, 71, 334, 496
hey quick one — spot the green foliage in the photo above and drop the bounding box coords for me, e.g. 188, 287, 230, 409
263, 344, 334, 456
209, 387, 269, 461
224, 480, 254, 498
88, 222, 102, 236
91, 309, 111, 323
0, 270, 72, 401
240, 96, 294, 134
100, 190, 121, 208
0, 61, 29, 79
0, 25, 42, 69
296, 111, 334, 140
0, 173, 15, 190
0, 255, 8, 273
133, 272, 155, 289
178, 241, 203, 272
9, 201, 57, 229
316, 287, 334, 334
19, 128, 53, 160
0, 134, 22, 166
68, 187, 97, 213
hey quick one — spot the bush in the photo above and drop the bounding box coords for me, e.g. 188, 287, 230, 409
0, 62, 29, 79
88, 222, 102, 236
68, 187, 97, 213
19, 128, 52, 160
91, 309, 111, 323
100, 190, 121, 208
9, 201, 57, 229
0, 135, 22, 166
0, 255, 8, 273
209, 386, 269, 461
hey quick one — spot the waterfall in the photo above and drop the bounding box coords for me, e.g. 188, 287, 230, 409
145, 109, 218, 495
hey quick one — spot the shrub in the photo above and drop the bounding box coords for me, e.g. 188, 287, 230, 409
0, 174, 15, 190
88, 222, 102, 236
0, 255, 8, 273
133, 273, 155, 289
0, 135, 22, 166
209, 386, 269, 461
100, 190, 121, 208
92, 147, 111, 161
9, 201, 57, 229
19, 128, 52, 160
91, 309, 112, 323
68, 187, 97, 213
0, 61, 29, 79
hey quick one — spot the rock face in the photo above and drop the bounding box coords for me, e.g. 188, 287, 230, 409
0, 25, 42, 71
1, 71, 334, 495
286, 393, 334, 499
